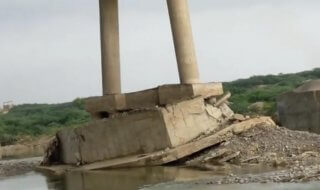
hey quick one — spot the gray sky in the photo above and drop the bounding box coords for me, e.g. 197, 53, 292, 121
0, 0, 319, 105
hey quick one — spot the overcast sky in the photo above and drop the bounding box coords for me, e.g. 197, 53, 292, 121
0, 0, 319, 105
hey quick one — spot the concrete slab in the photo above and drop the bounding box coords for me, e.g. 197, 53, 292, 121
161, 97, 219, 147
158, 83, 223, 105
57, 110, 171, 165
85, 94, 126, 118
125, 88, 159, 109
85, 83, 223, 119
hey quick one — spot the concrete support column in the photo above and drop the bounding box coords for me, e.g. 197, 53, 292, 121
99, 0, 121, 95
167, 0, 200, 84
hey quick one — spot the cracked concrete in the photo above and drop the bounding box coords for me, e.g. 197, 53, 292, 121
44, 96, 226, 166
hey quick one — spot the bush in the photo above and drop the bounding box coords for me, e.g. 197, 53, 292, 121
224, 67, 320, 116
0, 98, 90, 145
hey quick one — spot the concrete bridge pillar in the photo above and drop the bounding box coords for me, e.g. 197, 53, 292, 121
99, 0, 121, 95
167, 0, 200, 84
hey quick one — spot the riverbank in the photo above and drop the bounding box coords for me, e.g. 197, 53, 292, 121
0, 136, 52, 160
0, 157, 42, 178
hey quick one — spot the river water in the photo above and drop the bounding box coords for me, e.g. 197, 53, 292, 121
0, 166, 320, 190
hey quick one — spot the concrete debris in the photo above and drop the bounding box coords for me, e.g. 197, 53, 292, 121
39, 116, 275, 174
183, 120, 320, 175
41, 83, 233, 170
203, 149, 229, 162
232, 114, 246, 121
215, 92, 231, 107
218, 151, 240, 163
205, 105, 222, 120
220, 103, 234, 119
46, 97, 226, 166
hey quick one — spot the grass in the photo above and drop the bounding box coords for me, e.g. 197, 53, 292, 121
224, 68, 320, 116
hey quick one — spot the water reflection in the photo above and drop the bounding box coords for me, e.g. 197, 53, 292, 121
0, 172, 49, 190
1, 167, 320, 190
62, 167, 214, 190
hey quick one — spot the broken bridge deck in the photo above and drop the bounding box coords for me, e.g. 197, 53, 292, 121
37, 117, 275, 175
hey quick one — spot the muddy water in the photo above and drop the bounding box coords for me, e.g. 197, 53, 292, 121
143, 183, 320, 190
0, 167, 319, 190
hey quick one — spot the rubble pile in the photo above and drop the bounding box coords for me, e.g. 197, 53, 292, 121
185, 123, 320, 168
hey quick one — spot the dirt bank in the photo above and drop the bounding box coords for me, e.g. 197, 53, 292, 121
179, 123, 320, 184
1, 136, 52, 159
0, 157, 42, 178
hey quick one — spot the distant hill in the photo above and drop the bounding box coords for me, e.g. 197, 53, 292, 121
224, 68, 320, 116
0, 99, 90, 145
1, 68, 319, 145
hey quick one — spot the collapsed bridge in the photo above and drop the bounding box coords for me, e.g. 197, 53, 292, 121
40, 0, 276, 172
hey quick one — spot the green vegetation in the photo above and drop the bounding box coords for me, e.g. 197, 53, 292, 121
0, 98, 90, 145
224, 68, 320, 116
1, 68, 319, 146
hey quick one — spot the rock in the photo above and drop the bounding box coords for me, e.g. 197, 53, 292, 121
272, 159, 287, 167
248, 102, 265, 112
219, 151, 240, 163
203, 149, 229, 162
220, 103, 234, 119
301, 151, 319, 158
233, 114, 246, 121
215, 92, 231, 107
206, 105, 223, 120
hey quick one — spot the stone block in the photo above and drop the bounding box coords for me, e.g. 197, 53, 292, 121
220, 103, 234, 119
